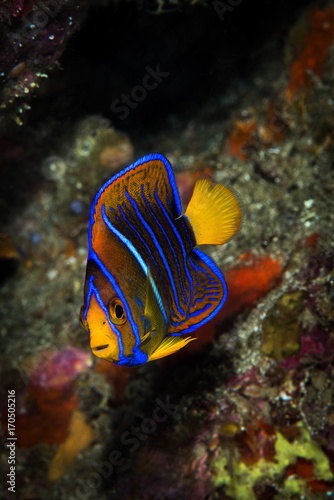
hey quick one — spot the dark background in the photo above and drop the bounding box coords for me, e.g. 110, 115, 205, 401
0, 0, 315, 228
37, 0, 314, 134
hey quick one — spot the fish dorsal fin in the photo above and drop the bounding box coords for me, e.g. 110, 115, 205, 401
184, 178, 241, 246
90, 153, 182, 239
148, 336, 196, 361
144, 268, 168, 335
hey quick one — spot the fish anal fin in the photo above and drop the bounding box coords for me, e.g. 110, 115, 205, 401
184, 179, 241, 246
148, 336, 196, 361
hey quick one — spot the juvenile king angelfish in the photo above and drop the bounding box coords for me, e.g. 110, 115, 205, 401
80, 153, 241, 366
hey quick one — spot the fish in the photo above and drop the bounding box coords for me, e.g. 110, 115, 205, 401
80, 153, 241, 367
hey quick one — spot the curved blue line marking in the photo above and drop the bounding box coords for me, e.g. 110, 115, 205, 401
113, 203, 170, 321
116, 206, 162, 279
89, 154, 182, 239
134, 296, 143, 308
141, 186, 187, 305
124, 187, 184, 317
149, 191, 187, 303
147, 268, 168, 325
84, 275, 94, 323
104, 203, 168, 326
113, 204, 171, 315
109, 206, 153, 264
89, 248, 141, 350
101, 204, 148, 276
174, 249, 227, 335
154, 188, 193, 304
187, 245, 213, 278
84, 275, 124, 357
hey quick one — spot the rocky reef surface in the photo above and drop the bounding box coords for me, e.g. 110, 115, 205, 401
0, 2, 334, 499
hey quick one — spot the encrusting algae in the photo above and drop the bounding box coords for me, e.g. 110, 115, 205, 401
261, 290, 305, 361
213, 423, 334, 500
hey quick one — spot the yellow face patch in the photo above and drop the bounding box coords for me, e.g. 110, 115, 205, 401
86, 293, 120, 362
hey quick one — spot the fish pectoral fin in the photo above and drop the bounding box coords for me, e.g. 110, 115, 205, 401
141, 331, 151, 343
148, 336, 196, 361
184, 178, 241, 246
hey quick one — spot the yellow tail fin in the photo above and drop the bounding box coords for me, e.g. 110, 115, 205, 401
184, 179, 241, 246
148, 336, 195, 361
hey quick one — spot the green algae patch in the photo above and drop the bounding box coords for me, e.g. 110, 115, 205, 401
212, 423, 333, 499
261, 290, 305, 360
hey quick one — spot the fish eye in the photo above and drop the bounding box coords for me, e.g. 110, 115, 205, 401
115, 304, 123, 319
108, 298, 126, 325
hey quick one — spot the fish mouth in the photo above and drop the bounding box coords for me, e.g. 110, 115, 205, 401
90, 333, 119, 362
91, 343, 119, 363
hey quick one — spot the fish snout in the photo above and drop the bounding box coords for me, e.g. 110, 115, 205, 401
90, 332, 119, 362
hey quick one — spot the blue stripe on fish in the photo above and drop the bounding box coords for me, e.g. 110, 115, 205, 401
89, 248, 141, 350
179, 248, 227, 334
83, 275, 94, 323
146, 268, 168, 325
90, 153, 182, 233
102, 203, 168, 329
124, 186, 184, 317
153, 188, 194, 305
141, 185, 188, 306
112, 201, 171, 318
112, 203, 172, 319
115, 205, 164, 282
134, 296, 143, 308
101, 204, 148, 276
84, 275, 124, 357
